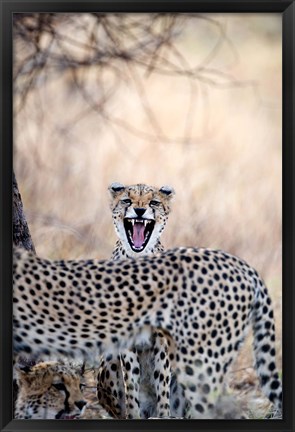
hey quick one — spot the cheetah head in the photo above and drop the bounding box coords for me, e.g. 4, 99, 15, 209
15, 360, 87, 420
109, 182, 175, 256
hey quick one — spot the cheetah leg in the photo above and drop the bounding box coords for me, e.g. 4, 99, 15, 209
175, 353, 220, 419
120, 348, 141, 419
152, 330, 171, 417
97, 355, 126, 419
169, 373, 187, 417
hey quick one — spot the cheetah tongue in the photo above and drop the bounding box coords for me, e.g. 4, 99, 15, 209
132, 222, 145, 248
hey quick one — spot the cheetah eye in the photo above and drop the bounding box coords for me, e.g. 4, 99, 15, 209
150, 200, 160, 206
80, 383, 86, 391
53, 383, 67, 392
120, 199, 131, 206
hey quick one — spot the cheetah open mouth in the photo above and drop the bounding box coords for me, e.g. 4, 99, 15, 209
124, 218, 155, 252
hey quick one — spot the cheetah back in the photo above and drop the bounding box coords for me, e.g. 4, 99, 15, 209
13, 247, 282, 418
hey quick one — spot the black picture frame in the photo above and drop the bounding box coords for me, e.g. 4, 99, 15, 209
0, 1, 294, 432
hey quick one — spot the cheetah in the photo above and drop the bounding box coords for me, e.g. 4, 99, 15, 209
14, 360, 87, 419
13, 246, 282, 418
97, 182, 179, 419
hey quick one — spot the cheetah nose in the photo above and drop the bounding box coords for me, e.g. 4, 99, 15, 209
134, 208, 146, 217
75, 400, 87, 410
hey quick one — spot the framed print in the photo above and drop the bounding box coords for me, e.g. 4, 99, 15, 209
1, 1, 294, 432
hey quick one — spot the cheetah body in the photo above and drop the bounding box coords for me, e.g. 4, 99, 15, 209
13, 246, 282, 418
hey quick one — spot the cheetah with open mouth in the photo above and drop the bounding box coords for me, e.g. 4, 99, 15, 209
97, 183, 180, 419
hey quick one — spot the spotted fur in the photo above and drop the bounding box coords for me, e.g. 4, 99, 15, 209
13, 246, 282, 418
14, 360, 87, 419
109, 182, 174, 260
97, 183, 178, 419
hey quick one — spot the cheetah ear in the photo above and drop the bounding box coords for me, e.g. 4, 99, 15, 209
109, 182, 126, 197
15, 356, 38, 374
159, 186, 175, 199
19, 365, 32, 373
15, 364, 33, 377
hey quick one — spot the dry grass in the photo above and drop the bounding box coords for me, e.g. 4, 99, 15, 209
13, 13, 282, 418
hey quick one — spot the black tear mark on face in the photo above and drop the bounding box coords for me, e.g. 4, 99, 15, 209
54, 383, 71, 419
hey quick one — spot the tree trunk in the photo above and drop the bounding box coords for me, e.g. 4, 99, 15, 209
13, 171, 36, 414
13, 172, 35, 253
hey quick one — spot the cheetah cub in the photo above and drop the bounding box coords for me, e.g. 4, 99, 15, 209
14, 360, 87, 419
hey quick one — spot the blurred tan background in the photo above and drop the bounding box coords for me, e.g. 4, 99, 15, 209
13, 13, 282, 378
